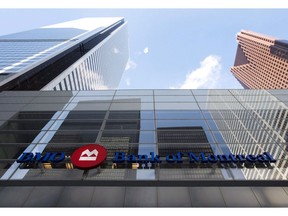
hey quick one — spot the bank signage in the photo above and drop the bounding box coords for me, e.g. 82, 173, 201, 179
17, 144, 107, 170
70, 144, 107, 170
16, 144, 277, 170
112, 152, 276, 164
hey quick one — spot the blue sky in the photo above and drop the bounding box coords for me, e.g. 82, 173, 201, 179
0, 9, 288, 89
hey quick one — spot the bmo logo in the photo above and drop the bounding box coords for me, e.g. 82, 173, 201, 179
71, 144, 107, 170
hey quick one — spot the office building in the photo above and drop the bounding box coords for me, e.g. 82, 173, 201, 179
1, 89, 288, 207
231, 30, 288, 89
0, 17, 129, 91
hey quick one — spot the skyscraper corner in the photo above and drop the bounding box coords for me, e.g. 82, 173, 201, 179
231, 30, 288, 89
0, 17, 129, 91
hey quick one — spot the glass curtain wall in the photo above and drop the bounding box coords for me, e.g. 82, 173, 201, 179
0, 89, 288, 185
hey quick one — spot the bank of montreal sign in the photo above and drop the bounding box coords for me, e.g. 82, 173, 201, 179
16, 144, 277, 170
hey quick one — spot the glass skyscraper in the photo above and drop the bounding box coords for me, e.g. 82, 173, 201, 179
231, 30, 288, 89
0, 17, 129, 91
1, 17, 288, 207
1, 89, 288, 207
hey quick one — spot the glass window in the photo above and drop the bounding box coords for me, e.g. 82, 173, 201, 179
234, 95, 279, 102
198, 102, 245, 110
108, 111, 140, 119
104, 120, 140, 130
155, 103, 199, 110
0, 91, 40, 97
57, 120, 103, 130
110, 102, 153, 111
156, 110, 203, 119
140, 111, 154, 119
66, 102, 111, 111
76, 90, 115, 96
30, 96, 73, 104
0, 104, 25, 111
154, 95, 195, 102
140, 120, 155, 130
0, 97, 35, 104
115, 90, 153, 96
154, 89, 192, 95
0, 120, 53, 131
269, 89, 288, 95
206, 120, 219, 130
22, 103, 68, 111
139, 131, 155, 143
156, 119, 208, 130
192, 89, 232, 96
114, 95, 153, 103
138, 144, 157, 155
157, 126, 210, 144
49, 130, 99, 143
65, 111, 106, 120
230, 89, 269, 96
0, 111, 56, 121
0, 131, 41, 143
39, 91, 77, 97
212, 131, 227, 144
195, 95, 237, 102
71, 96, 114, 103
101, 130, 140, 143
0, 145, 29, 160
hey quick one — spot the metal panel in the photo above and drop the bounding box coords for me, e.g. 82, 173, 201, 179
23, 186, 63, 207
252, 187, 288, 207
124, 187, 157, 207
56, 186, 94, 207
0, 186, 34, 207
189, 187, 226, 207
90, 186, 125, 207
220, 187, 260, 207
157, 187, 191, 207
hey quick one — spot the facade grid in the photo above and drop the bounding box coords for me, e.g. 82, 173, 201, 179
0, 89, 288, 184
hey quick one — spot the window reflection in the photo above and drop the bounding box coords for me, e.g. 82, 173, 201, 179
2, 90, 288, 182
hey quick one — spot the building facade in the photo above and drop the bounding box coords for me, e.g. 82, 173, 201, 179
231, 30, 288, 89
1, 89, 288, 207
0, 17, 129, 91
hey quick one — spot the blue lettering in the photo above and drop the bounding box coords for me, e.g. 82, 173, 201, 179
246, 154, 257, 163
17, 152, 34, 163
208, 154, 218, 163
113, 152, 126, 163
236, 154, 246, 163
49, 152, 65, 162
137, 154, 148, 163
17, 152, 65, 163
228, 154, 238, 163
166, 154, 176, 163
176, 152, 184, 163
188, 152, 208, 163
256, 154, 268, 163
263, 152, 276, 163
33, 152, 51, 162
218, 154, 231, 163
149, 152, 161, 163
127, 154, 136, 163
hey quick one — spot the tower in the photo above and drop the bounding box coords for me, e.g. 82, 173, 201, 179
0, 17, 129, 91
231, 30, 288, 89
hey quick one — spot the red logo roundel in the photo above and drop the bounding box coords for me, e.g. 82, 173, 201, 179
70, 144, 107, 170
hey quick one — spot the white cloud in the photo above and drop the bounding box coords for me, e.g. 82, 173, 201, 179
172, 55, 222, 89
135, 46, 149, 55
125, 78, 131, 86
125, 58, 137, 71
113, 47, 119, 54
143, 47, 149, 54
